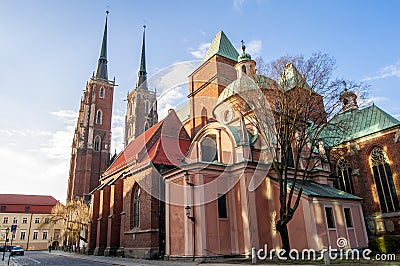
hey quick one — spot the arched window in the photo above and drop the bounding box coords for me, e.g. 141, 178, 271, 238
144, 121, 149, 131
336, 158, 355, 194
369, 147, 400, 213
99, 87, 105, 98
201, 135, 218, 162
94, 136, 101, 151
145, 100, 150, 114
241, 65, 247, 74
96, 110, 102, 124
131, 185, 140, 228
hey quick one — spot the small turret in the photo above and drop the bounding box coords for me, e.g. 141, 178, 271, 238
235, 40, 256, 78
340, 84, 358, 112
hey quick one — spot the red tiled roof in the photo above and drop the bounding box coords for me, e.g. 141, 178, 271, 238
0, 194, 57, 206
0, 194, 58, 214
103, 110, 191, 177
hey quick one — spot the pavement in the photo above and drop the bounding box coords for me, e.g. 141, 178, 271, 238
0, 255, 17, 266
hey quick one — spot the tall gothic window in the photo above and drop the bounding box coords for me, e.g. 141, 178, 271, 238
99, 87, 105, 98
94, 136, 101, 151
336, 158, 355, 194
201, 135, 218, 162
132, 185, 140, 228
96, 110, 102, 124
145, 100, 150, 114
369, 147, 400, 213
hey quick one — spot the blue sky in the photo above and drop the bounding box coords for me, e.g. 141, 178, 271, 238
0, 0, 399, 202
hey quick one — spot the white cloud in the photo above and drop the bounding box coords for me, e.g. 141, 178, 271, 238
0, 108, 126, 202
359, 96, 389, 106
233, 0, 247, 10
189, 43, 211, 59
51, 110, 78, 124
147, 62, 199, 119
245, 40, 262, 57
362, 60, 400, 81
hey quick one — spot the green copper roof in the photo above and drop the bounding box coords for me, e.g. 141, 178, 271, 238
203, 31, 239, 62
321, 104, 400, 146
286, 179, 362, 200
226, 125, 258, 146
238, 52, 251, 62
280, 62, 310, 91
176, 103, 190, 122
216, 74, 276, 106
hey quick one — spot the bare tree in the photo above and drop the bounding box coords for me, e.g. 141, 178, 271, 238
231, 52, 367, 252
42, 199, 90, 248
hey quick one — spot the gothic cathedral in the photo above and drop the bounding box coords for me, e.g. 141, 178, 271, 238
67, 13, 115, 200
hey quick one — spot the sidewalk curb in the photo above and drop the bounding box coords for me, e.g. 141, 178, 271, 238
49, 252, 125, 265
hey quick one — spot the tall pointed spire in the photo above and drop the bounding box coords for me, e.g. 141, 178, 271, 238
95, 11, 109, 80
136, 25, 148, 89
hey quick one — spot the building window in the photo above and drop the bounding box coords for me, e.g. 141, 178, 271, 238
336, 158, 355, 194
33, 231, 38, 240
0, 206, 5, 211
96, 110, 102, 124
25, 206, 30, 212
325, 207, 335, 228
241, 65, 247, 74
44, 218, 50, 224
34, 218, 40, 224
42, 231, 48, 240
22, 218, 28, 224
20, 231, 26, 240
218, 194, 228, 218
94, 136, 101, 151
132, 185, 140, 228
369, 147, 400, 213
3, 217, 8, 224
145, 100, 150, 114
12, 217, 18, 224
99, 87, 105, 98
200, 135, 218, 162
344, 208, 353, 228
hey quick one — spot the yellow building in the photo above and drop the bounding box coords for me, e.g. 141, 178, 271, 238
0, 194, 62, 250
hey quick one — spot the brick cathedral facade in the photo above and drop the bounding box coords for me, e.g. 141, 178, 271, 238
67, 14, 115, 200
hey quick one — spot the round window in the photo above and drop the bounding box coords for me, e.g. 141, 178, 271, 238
223, 109, 233, 123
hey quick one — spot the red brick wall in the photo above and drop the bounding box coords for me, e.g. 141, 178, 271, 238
330, 128, 400, 235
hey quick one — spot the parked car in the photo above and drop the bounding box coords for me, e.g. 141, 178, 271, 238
10, 246, 24, 256
0, 245, 14, 252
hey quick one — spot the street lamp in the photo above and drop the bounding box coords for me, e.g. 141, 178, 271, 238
185, 206, 195, 222
2, 227, 10, 261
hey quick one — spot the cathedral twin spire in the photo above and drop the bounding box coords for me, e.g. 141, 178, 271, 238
95, 11, 109, 80
94, 12, 147, 90
136, 25, 148, 89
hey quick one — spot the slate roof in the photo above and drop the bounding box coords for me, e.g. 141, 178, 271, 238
203, 31, 239, 62
285, 180, 362, 200
322, 104, 400, 146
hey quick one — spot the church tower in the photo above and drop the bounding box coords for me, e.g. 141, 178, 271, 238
124, 26, 158, 146
67, 12, 115, 200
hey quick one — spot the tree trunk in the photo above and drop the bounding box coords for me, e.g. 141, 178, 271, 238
276, 222, 290, 254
